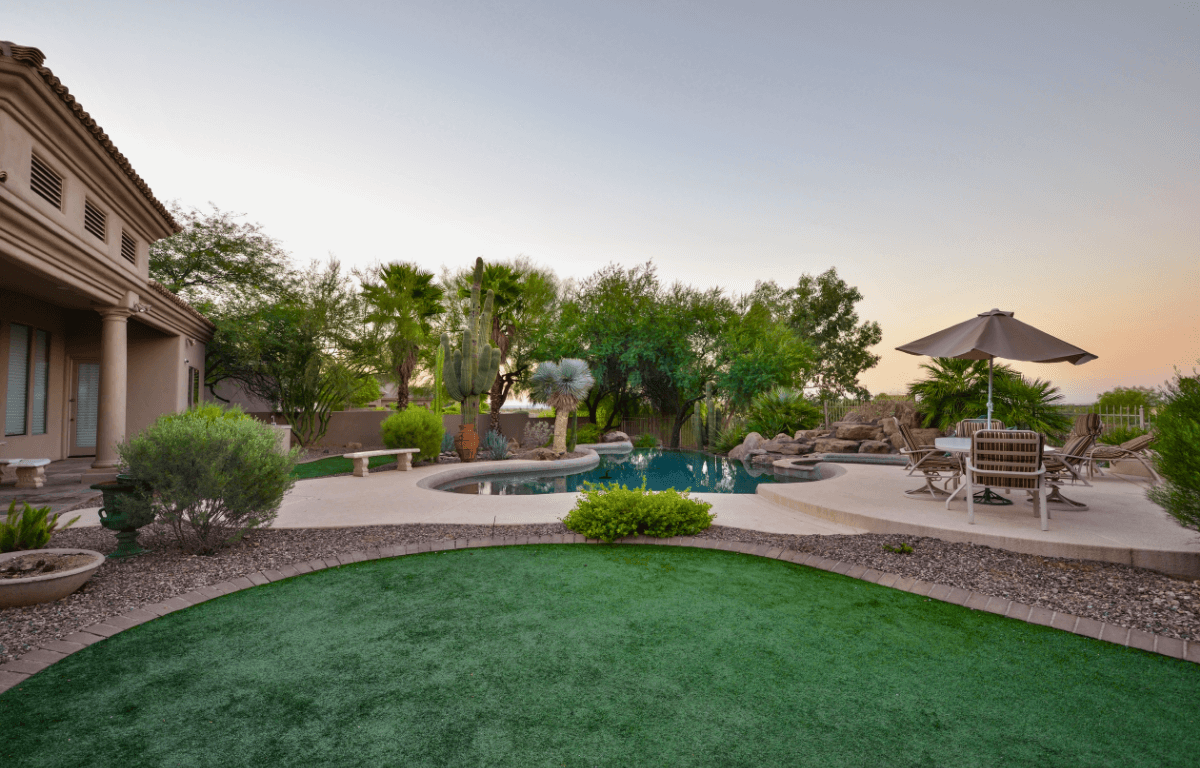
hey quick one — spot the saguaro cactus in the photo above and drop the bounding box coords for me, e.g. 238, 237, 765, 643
440, 258, 502, 429
705, 381, 716, 449
432, 345, 445, 415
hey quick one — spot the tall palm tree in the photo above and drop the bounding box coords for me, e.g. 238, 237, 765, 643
359, 262, 444, 410
907, 358, 1017, 431
530, 359, 595, 452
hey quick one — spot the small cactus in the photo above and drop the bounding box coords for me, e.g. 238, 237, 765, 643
440, 257, 502, 426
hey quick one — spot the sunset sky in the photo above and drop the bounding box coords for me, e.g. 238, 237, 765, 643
8, 2, 1199, 401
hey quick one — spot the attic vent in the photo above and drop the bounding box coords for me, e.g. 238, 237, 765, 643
120, 231, 137, 264
84, 200, 107, 241
30, 154, 63, 209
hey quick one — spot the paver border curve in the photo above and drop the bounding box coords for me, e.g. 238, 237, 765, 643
2, 533, 1196, 694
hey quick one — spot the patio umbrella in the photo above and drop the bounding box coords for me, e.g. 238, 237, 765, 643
896, 309, 1097, 426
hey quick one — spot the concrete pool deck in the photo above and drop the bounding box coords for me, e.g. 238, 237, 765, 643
63, 453, 1200, 578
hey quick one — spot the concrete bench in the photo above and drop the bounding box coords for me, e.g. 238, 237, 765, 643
343, 449, 420, 477
3, 458, 52, 489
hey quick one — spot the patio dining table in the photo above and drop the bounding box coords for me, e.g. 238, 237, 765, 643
934, 437, 1060, 509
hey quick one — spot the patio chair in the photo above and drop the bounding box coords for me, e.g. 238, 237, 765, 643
956, 419, 1005, 438
1040, 414, 1102, 508
966, 430, 1049, 530
898, 423, 961, 499
1086, 432, 1159, 482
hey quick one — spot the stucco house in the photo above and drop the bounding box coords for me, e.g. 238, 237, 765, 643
0, 40, 213, 482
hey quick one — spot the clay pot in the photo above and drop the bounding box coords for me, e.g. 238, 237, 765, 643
454, 423, 480, 462
0, 549, 104, 608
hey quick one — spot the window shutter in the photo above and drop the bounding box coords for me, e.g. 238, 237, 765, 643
84, 200, 107, 240
121, 231, 137, 264
31, 329, 50, 435
75, 363, 101, 449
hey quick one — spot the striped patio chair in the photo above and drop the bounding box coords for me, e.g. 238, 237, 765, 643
966, 430, 1049, 530
898, 423, 961, 499
1086, 432, 1159, 482
1041, 414, 1102, 508
956, 419, 1005, 438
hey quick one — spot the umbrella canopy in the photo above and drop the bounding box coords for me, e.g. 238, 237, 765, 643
897, 309, 1097, 425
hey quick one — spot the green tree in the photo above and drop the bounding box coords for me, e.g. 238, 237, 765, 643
150, 203, 292, 305
907, 358, 1018, 431
1147, 369, 1200, 530
356, 262, 445, 411
1095, 386, 1162, 414
991, 375, 1071, 439
783, 268, 883, 400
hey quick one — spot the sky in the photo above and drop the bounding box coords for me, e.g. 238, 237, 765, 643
7, 1, 1199, 402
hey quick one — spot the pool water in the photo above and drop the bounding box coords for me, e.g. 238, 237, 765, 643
439, 449, 799, 495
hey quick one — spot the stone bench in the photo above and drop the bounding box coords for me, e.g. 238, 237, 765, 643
1, 458, 52, 489
343, 449, 420, 477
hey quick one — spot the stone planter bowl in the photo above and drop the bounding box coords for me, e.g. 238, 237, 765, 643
0, 548, 105, 608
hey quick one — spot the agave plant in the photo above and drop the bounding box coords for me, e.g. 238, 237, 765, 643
530, 359, 595, 452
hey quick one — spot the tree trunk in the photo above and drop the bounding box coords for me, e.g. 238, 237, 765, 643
395, 347, 418, 411
553, 408, 570, 453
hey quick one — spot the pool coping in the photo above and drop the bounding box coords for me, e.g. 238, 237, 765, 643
415, 441, 633, 490
1, 533, 1194, 694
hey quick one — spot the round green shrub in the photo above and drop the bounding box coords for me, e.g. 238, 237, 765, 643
381, 407, 444, 463
1148, 370, 1200, 531
746, 388, 821, 436
118, 404, 298, 555
563, 480, 715, 543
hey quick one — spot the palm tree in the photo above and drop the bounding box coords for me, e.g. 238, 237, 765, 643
907, 358, 1017, 431
359, 262, 445, 410
530, 359, 595, 452
991, 376, 1071, 439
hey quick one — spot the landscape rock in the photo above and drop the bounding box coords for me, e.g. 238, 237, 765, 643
814, 438, 860, 454
602, 431, 630, 443
346, 442, 363, 451
858, 440, 893, 454
774, 433, 791, 441
758, 439, 791, 453
742, 432, 765, 450
750, 453, 778, 467
910, 428, 943, 447
880, 417, 900, 436
888, 433, 907, 451
834, 424, 884, 441
727, 443, 751, 461
794, 429, 830, 441
777, 443, 809, 455
513, 448, 562, 461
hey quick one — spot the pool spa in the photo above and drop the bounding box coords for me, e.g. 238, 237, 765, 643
433, 449, 828, 495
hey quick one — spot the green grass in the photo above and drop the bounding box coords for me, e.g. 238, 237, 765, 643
2, 545, 1199, 767
289, 454, 396, 479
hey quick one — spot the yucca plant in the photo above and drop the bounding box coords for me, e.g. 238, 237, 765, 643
529, 359, 595, 452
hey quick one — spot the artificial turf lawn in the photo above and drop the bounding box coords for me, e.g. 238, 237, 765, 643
289, 454, 396, 479
2, 546, 1199, 768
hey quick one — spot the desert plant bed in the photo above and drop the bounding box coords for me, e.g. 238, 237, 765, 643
2, 545, 1198, 767
2, 525, 1199, 667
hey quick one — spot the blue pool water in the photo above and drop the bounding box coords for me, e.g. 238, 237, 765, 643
438, 449, 800, 495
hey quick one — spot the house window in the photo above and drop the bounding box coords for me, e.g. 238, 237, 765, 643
30, 154, 63, 209
120, 231, 137, 264
84, 199, 107, 241
187, 366, 201, 408
5, 324, 50, 436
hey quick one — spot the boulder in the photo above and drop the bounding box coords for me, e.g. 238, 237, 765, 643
777, 442, 809, 455
513, 447, 561, 461
814, 438, 860, 454
858, 440, 893, 454
889, 433, 907, 450
880, 417, 900, 437
834, 424, 884, 441
727, 443, 751, 461
910, 428, 943, 448
347, 442, 363, 451
758, 439, 791, 453
794, 429, 830, 441
743, 432, 765, 450
602, 430, 630, 443
839, 412, 869, 424
751, 453, 778, 467
774, 433, 792, 442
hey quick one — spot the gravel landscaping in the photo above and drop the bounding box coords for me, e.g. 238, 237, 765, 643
2, 522, 1198, 664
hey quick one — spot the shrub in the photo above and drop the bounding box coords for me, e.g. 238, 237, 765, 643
118, 405, 298, 555
440, 431, 455, 454
746, 387, 821, 436
1098, 425, 1149, 446
562, 480, 715, 543
380, 407, 444, 463
633, 433, 658, 449
1096, 386, 1162, 414
575, 423, 602, 445
1147, 369, 1200, 531
1, 501, 80, 552
714, 420, 749, 453
521, 421, 553, 449
483, 429, 510, 460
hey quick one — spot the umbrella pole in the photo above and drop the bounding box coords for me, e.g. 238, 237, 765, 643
987, 357, 993, 425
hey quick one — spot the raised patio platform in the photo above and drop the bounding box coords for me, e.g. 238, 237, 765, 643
756, 463, 1200, 579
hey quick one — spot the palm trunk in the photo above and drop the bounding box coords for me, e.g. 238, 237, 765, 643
553, 409, 569, 453
394, 347, 418, 411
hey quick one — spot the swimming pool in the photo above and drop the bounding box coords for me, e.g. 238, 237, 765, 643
436, 449, 810, 495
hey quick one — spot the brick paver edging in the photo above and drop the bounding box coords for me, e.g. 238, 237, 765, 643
2, 534, 1195, 693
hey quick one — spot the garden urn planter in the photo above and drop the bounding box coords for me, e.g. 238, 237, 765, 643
0, 548, 105, 608
90, 475, 155, 558
454, 423, 480, 462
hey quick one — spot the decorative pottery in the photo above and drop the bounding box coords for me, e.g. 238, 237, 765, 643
454, 423, 480, 462
0, 548, 105, 608
91, 475, 155, 558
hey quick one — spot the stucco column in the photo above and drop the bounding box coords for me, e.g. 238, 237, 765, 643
92, 306, 132, 470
